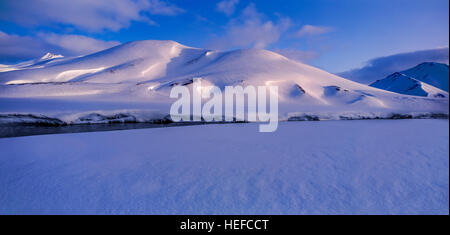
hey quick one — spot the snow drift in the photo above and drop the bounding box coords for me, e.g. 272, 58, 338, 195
0, 120, 448, 214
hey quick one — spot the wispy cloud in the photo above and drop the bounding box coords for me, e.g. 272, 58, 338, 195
295, 25, 333, 38
208, 3, 291, 50
216, 0, 240, 16
338, 48, 450, 84
38, 33, 121, 55
0, 0, 184, 32
0, 31, 120, 63
145, 0, 185, 16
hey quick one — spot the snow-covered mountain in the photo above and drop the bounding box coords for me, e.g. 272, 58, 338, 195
370, 72, 448, 98
39, 52, 64, 61
369, 62, 449, 98
0, 40, 448, 124
402, 62, 449, 92
0, 52, 65, 72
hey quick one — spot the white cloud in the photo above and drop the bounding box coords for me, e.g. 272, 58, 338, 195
144, 0, 185, 16
38, 33, 121, 55
0, 0, 184, 32
216, 0, 240, 16
338, 48, 450, 84
0, 31, 49, 63
0, 31, 120, 63
208, 3, 292, 50
295, 25, 333, 38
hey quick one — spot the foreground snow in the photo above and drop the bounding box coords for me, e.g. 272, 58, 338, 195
0, 120, 448, 214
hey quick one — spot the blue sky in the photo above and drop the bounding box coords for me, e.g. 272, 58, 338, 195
0, 0, 448, 73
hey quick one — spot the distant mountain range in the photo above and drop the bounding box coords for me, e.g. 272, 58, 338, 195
370, 62, 449, 98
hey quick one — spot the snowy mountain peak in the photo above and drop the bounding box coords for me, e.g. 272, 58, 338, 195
370, 72, 448, 98
416, 62, 448, 69
401, 62, 449, 92
369, 61, 449, 97
39, 52, 64, 61
99, 40, 191, 55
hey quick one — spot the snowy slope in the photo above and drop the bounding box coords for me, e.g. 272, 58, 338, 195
370, 72, 448, 98
0, 40, 448, 124
0, 120, 448, 214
